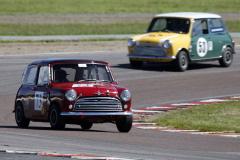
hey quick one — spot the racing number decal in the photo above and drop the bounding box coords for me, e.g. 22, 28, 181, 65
197, 37, 208, 57
35, 91, 44, 111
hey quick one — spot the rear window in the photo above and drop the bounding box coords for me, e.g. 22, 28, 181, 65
209, 19, 226, 34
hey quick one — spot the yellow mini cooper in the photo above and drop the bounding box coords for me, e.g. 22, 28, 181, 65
127, 12, 235, 71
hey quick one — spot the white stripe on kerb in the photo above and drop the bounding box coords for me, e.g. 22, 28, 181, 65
200, 99, 229, 103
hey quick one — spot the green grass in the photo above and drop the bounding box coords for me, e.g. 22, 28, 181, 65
0, 23, 148, 36
226, 21, 240, 32
154, 100, 240, 133
0, 0, 239, 14
0, 21, 239, 36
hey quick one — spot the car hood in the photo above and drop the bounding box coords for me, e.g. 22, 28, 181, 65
132, 32, 185, 46
56, 83, 119, 98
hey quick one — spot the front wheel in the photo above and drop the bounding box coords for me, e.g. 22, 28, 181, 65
175, 51, 189, 72
49, 105, 66, 130
219, 47, 233, 67
15, 103, 30, 128
116, 115, 133, 133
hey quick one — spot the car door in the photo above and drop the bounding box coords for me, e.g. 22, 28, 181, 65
190, 19, 216, 60
32, 65, 50, 119
208, 18, 229, 57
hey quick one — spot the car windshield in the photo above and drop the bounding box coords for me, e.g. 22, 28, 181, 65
52, 63, 113, 83
147, 18, 190, 34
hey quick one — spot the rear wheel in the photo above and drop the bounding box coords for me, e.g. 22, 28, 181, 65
175, 51, 189, 72
49, 104, 65, 130
219, 47, 233, 67
80, 122, 93, 130
116, 115, 133, 133
130, 59, 143, 68
15, 103, 30, 128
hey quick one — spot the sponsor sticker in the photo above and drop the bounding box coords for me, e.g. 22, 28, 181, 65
211, 27, 224, 33
78, 64, 87, 67
72, 84, 94, 87
208, 41, 213, 51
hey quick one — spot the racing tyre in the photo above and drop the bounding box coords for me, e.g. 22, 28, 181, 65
219, 47, 233, 67
175, 51, 189, 72
15, 103, 30, 128
130, 59, 143, 68
80, 122, 93, 130
116, 115, 133, 133
49, 105, 66, 130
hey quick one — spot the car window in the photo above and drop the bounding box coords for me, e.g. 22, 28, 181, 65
192, 19, 209, 35
209, 18, 226, 34
22, 65, 38, 85
52, 63, 113, 83
37, 66, 50, 86
148, 18, 190, 34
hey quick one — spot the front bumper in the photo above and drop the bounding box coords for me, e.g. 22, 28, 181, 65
61, 111, 133, 116
127, 54, 176, 60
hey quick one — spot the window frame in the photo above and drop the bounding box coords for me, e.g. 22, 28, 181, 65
37, 65, 50, 86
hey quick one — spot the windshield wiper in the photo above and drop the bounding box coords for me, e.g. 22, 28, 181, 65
78, 79, 97, 82
98, 80, 111, 83
162, 29, 174, 33
78, 79, 112, 83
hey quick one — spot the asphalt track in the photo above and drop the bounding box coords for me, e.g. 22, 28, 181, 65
0, 46, 240, 160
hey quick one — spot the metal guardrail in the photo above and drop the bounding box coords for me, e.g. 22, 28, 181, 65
0, 33, 239, 41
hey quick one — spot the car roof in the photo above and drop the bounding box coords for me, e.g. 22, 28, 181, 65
154, 12, 221, 19
29, 58, 108, 65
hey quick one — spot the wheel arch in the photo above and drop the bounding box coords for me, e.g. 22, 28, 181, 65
48, 101, 60, 120
14, 100, 23, 112
222, 44, 234, 54
176, 48, 191, 61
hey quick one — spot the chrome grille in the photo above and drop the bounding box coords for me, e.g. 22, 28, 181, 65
74, 97, 122, 112
134, 45, 166, 56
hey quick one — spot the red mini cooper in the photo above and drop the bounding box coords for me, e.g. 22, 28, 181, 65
14, 59, 133, 132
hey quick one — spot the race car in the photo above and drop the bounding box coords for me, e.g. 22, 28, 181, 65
14, 58, 133, 132
127, 12, 235, 71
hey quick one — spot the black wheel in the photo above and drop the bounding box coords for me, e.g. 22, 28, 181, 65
15, 103, 30, 128
80, 122, 93, 130
219, 47, 233, 67
49, 104, 65, 130
175, 51, 189, 71
130, 59, 143, 68
116, 115, 133, 133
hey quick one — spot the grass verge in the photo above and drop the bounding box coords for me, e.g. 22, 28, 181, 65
0, 23, 148, 36
0, 21, 239, 36
153, 100, 240, 133
0, 0, 239, 14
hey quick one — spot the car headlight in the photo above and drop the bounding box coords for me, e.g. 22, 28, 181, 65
65, 89, 77, 101
120, 90, 131, 102
163, 40, 172, 49
128, 38, 136, 47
